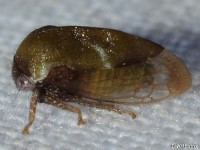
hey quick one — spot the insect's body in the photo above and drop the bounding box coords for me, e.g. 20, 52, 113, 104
12, 26, 191, 134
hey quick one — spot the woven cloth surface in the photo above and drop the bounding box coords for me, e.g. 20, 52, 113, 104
0, 0, 199, 150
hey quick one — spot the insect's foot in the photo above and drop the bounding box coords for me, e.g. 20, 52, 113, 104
22, 127, 30, 135
78, 118, 86, 125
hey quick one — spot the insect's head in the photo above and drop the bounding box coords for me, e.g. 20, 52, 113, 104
12, 56, 35, 91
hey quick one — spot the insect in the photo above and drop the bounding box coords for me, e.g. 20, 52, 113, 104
12, 26, 191, 134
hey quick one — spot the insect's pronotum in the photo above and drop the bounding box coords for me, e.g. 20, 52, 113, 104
12, 26, 191, 134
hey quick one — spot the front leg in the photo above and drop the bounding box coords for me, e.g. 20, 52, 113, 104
22, 83, 46, 135
22, 89, 38, 135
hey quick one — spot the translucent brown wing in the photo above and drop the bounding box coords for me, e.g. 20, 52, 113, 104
68, 49, 191, 105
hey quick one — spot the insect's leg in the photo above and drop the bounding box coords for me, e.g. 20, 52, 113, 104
45, 98, 86, 125
22, 89, 38, 135
72, 98, 136, 119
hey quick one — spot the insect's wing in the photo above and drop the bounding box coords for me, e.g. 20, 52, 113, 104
153, 49, 191, 97
69, 49, 191, 105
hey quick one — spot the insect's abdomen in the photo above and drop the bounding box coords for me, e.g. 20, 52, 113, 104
70, 63, 152, 98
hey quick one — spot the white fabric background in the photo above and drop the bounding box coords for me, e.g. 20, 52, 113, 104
0, 0, 199, 149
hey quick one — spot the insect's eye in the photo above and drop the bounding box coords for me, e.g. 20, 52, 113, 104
16, 74, 35, 91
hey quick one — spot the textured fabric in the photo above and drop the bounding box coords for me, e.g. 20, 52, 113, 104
0, 0, 199, 149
